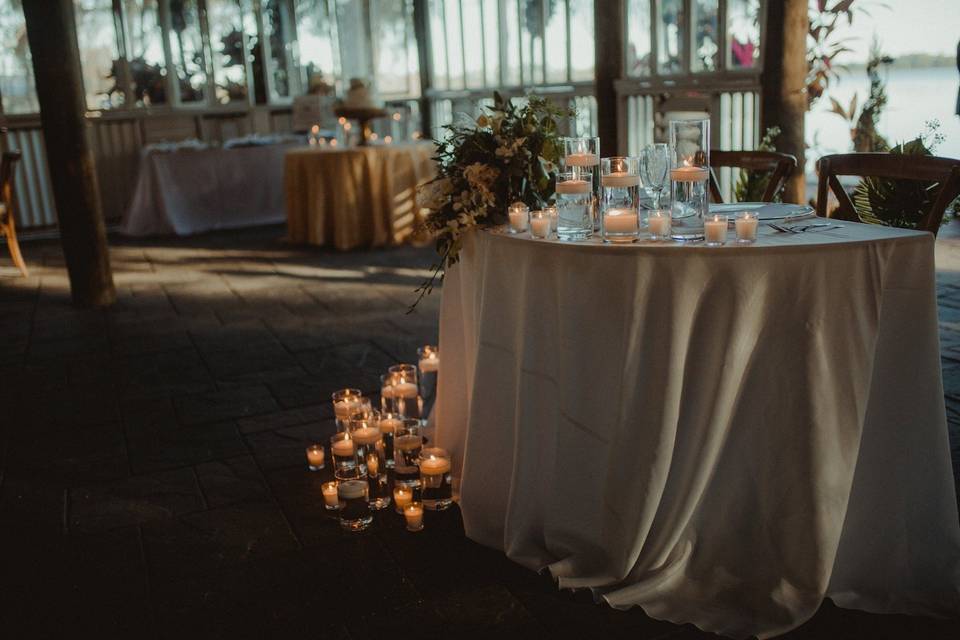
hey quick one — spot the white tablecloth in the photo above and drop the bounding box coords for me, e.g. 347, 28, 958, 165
120, 143, 300, 236
435, 222, 960, 639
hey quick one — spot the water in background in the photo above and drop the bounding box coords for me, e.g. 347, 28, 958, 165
805, 66, 960, 174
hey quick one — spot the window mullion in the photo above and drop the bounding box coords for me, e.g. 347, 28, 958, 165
158, 0, 182, 107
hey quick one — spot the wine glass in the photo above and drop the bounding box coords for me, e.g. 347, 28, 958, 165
641, 143, 670, 210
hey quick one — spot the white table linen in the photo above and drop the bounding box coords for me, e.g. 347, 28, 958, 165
435, 222, 960, 639
120, 142, 299, 236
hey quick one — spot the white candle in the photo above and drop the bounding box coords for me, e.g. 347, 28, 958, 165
704, 215, 727, 244
530, 214, 551, 238
543, 206, 558, 231
735, 213, 759, 243
331, 438, 354, 457
404, 503, 424, 531
648, 212, 671, 238
603, 208, 639, 234
670, 166, 710, 182
392, 381, 418, 399
394, 487, 412, 512
334, 398, 361, 419
508, 208, 528, 231
565, 152, 599, 167
350, 426, 380, 446
305, 445, 325, 469
322, 481, 339, 508
555, 179, 591, 195
601, 172, 641, 188
379, 417, 402, 434
419, 455, 451, 476
418, 355, 439, 373
366, 452, 379, 476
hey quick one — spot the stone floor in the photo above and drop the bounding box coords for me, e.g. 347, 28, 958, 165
1, 223, 959, 639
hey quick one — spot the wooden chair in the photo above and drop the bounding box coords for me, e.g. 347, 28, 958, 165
708, 150, 797, 203
816, 153, 960, 235
1, 150, 29, 276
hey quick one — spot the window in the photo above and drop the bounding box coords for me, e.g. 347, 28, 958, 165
76, 0, 123, 110
0, 0, 38, 114
122, 0, 167, 107
657, 0, 683, 75
207, 0, 250, 104
296, 0, 340, 93
372, 0, 418, 96
727, 0, 760, 70
691, 0, 719, 72
167, 0, 207, 102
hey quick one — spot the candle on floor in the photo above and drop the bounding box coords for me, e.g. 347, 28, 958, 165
648, 211, 671, 240
393, 381, 418, 399
404, 503, 424, 532
331, 436, 354, 457
603, 208, 639, 234
305, 444, 325, 470
366, 452, 379, 476
735, 211, 759, 243
322, 481, 339, 509
704, 214, 727, 246
530, 211, 551, 239
394, 486, 412, 513
419, 454, 452, 477
418, 347, 439, 373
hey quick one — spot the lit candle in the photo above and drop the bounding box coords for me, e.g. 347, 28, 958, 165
350, 426, 380, 446
393, 381, 418, 399
565, 152, 599, 167
393, 486, 412, 513
603, 208, 639, 234
670, 165, 710, 182
508, 207, 528, 232
305, 444, 325, 470
334, 397, 361, 420
366, 452, 379, 476
379, 416, 402, 434
735, 211, 759, 243
418, 349, 439, 373
331, 437, 354, 457
404, 503, 424, 531
601, 172, 641, 188
322, 481, 339, 509
419, 454, 452, 477
543, 205, 558, 231
704, 214, 727, 245
555, 179, 591, 195
648, 211, 671, 240
530, 212, 551, 238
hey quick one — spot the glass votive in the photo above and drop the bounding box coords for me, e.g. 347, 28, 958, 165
417, 345, 439, 421
601, 207, 640, 243
543, 205, 558, 232
735, 211, 759, 243
393, 485, 414, 514
704, 214, 727, 247
330, 431, 358, 480
379, 411, 403, 469
648, 210, 672, 241
385, 364, 421, 420
529, 210, 551, 239
332, 388, 364, 431
338, 479, 372, 532
322, 481, 339, 510
507, 201, 529, 234
555, 171, 593, 241
419, 447, 453, 511
305, 444, 325, 471
393, 419, 423, 489
348, 411, 381, 474
404, 502, 424, 532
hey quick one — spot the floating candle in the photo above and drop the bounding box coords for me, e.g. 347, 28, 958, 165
555, 179, 591, 195
350, 426, 380, 446
601, 172, 642, 188
565, 152, 599, 167
670, 166, 710, 182
603, 208, 639, 234
331, 437, 355, 457
419, 455, 452, 476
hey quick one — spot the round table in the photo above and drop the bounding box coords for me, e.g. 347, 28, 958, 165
284, 143, 435, 250
434, 222, 960, 638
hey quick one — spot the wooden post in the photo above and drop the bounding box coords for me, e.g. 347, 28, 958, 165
412, 0, 433, 137
761, 0, 808, 204
23, 0, 116, 307
594, 0, 625, 156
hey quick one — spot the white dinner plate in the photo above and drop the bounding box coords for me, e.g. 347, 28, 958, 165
709, 202, 815, 220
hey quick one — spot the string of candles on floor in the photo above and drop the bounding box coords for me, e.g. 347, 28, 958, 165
305, 345, 442, 533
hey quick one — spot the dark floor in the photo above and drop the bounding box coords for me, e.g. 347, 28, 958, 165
1, 224, 959, 639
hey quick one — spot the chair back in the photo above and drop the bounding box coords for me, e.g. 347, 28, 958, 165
708, 150, 797, 204
816, 152, 960, 235
1, 151, 22, 225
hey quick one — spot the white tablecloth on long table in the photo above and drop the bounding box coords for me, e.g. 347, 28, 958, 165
120, 143, 299, 236
435, 222, 960, 639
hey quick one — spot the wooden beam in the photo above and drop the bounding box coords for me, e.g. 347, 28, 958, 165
594, 0, 624, 155
760, 0, 807, 204
22, 0, 115, 307
412, 0, 434, 137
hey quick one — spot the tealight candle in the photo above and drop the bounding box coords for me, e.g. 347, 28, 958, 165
704, 214, 727, 246
603, 208, 639, 234
648, 210, 671, 240
366, 452, 379, 476
530, 211, 551, 239
670, 165, 710, 182
305, 444, 325, 470
322, 481, 339, 509
565, 152, 599, 167
735, 211, 759, 243
507, 202, 529, 233
393, 486, 412, 513
404, 503, 424, 532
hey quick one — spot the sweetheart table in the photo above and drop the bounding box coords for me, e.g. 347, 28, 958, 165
434, 221, 960, 638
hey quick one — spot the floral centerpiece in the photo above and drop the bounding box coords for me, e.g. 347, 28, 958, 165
412, 92, 573, 308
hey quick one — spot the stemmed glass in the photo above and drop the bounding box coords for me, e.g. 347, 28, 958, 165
641, 143, 670, 209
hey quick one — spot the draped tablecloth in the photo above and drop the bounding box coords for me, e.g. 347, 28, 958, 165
434, 222, 960, 639
284, 143, 435, 250
120, 143, 298, 236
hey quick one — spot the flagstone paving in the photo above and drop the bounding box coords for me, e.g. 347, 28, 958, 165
1, 223, 958, 639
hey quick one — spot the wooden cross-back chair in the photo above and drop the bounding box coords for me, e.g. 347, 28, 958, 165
1, 149, 29, 276
708, 150, 797, 204
816, 153, 960, 236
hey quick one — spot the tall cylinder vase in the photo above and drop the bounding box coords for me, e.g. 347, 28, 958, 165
668, 119, 710, 241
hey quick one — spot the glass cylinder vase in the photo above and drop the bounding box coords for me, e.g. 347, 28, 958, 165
561, 136, 601, 231
668, 119, 710, 241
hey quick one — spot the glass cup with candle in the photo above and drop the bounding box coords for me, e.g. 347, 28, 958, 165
404, 502, 424, 532
347, 411, 380, 474
668, 118, 710, 241
330, 431, 359, 481
543, 205, 558, 232
562, 136, 601, 230
393, 419, 423, 491
529, 210, 552, 239
305, 444, 325, 471
555, 171, 594, 241
338, 479, 373, 532
735, 211, 759, 243
419, 447, 453, 511
507, 201, 529, 234
387, 364, 422, 421
348, 412, 389, 510
332, 388, 365, 432
648, 209, 672, 241
704, 214, 728, 246
393, 485, 413, 514
417, 346, 439, 420
322, 481, 339, 510
601, 156, 641, 243
378, 411, 403, 469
